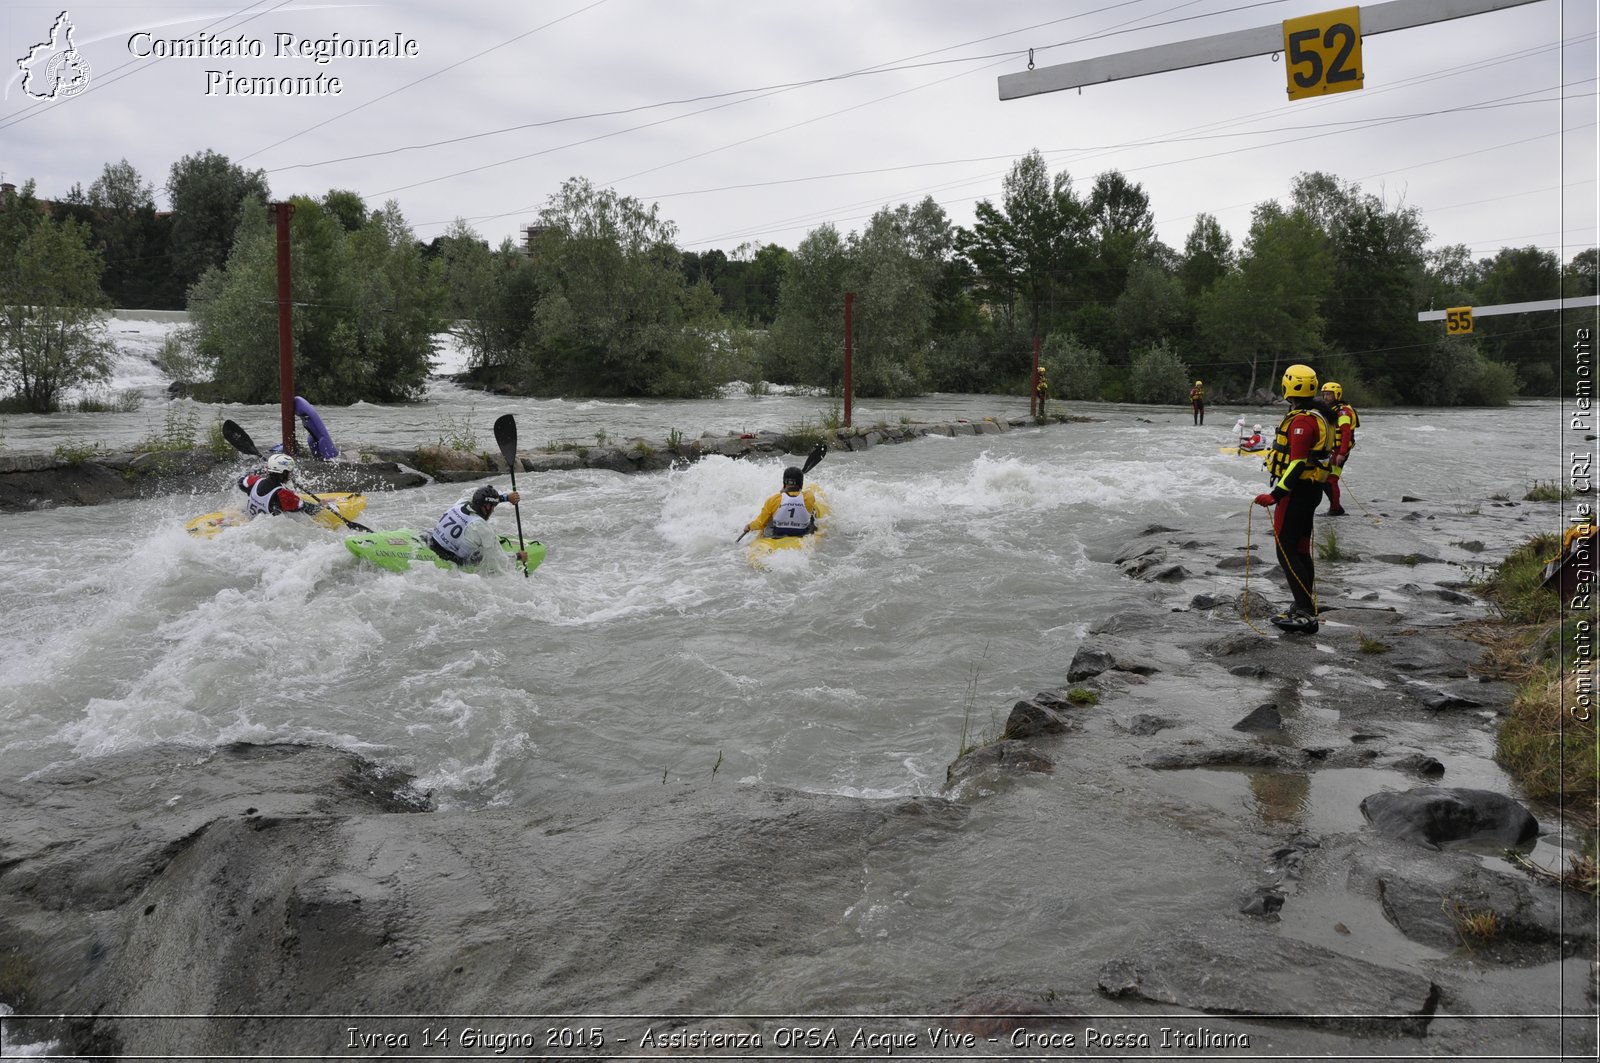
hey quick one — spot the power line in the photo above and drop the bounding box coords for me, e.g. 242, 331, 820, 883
241, 0, 614, 164
359, 1, 1295, 209
269, 0, 1267, 176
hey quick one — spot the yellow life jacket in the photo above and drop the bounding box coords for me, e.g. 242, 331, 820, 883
1266, 406, 1332, 486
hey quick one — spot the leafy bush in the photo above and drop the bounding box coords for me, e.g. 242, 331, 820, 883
1041, 332, 1105, 400
1126, 340, 1191, 404
135, 402, 201, 453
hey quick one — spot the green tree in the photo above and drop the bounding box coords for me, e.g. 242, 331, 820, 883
956, 149, 1091, 335
166, 149, 270, 293
186, 194, 441, 403
1290, 172, 1430, 387
766, 224, 850, 388
1410, 333, 1517, 406
525, 177, 715, 397
335, 201, 442, 400
719, 241, 789, 326
1564, 248, 1598, 298
1179, 212, 1234, 298
1112, 260, 1186, 354
842, 201, 953, 396
1196, 202, 1330, 395
1086, 169, 1156, 303
1041, 331, 1105, 400
51, 160, 178, 309
1422, 243, 1481, 309
321, 189, 368, 232
437, 220, 538, 374
1473, 246, 1562, 395
1127, 339, 1191, 404
0, 182, 114, 411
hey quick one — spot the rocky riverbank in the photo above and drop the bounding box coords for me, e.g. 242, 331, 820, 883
1, 484, 1594, 1059
0, 411, 1077, 511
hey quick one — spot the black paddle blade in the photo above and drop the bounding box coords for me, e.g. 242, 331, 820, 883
493, 414, 518, 469
493, 414, 528, 577
802, 441, 827, 473
222, 419, 261, 457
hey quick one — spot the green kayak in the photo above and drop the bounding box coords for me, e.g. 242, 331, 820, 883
345, 529, 546, 575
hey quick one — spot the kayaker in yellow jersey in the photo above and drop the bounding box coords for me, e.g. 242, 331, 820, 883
742, 465, 820, 539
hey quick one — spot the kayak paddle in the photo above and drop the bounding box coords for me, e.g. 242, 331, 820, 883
221, 418, 260, 459
735, 441, 829, 543
220, 418, 373, 533
493, 414, 529, 578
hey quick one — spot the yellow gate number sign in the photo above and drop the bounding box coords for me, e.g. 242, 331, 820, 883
1283, 6, 1364, 101
1445, 306, 1474, 335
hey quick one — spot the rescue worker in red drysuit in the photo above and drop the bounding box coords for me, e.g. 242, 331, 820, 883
1253, 363, 1333, 633
1320, 380, 1359, 516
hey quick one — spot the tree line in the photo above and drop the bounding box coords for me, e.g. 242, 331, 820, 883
2, 148, 1593, 413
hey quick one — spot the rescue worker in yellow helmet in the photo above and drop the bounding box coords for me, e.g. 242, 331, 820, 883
1252, 364, 1333, 633
1188, 379, 1205, 426
1319, 381, 1359, 516
1034, 365, 1051, 418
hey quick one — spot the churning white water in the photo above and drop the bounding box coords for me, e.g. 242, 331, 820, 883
0, 361, 1569, 811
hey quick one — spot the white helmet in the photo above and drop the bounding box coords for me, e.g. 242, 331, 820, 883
1253, 424, 1262, 433
265, 453, 296, 477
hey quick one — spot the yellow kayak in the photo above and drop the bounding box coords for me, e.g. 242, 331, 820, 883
747, 489, 831, 568
186, 492, 368, 538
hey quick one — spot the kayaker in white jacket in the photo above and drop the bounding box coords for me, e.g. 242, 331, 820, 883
427, 485, 526, 570
238, 453, 323, 519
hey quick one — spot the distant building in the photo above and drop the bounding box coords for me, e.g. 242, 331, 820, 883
521, 223, 550, 256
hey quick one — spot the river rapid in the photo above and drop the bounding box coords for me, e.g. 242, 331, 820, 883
0, 339, 1587, 1044
0, 368, 1567, 806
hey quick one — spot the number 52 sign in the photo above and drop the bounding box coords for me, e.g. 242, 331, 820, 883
1283, 6, 1364, 100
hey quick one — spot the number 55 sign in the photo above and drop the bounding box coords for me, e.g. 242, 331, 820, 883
1284, 6, 1364, 100
1445, 306, 1474, 334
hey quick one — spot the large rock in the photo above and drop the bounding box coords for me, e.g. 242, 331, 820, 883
1098, 930, 1439, 1036
1359, 787, 1538, 849
1338, 837, 1595, 960
0, 743, 970, 1058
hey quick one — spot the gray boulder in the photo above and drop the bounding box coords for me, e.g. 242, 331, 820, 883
1359, 787, 1538, 849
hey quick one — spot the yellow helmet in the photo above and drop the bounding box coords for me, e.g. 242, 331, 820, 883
1321, 381, 1343, 400
1194, 380, 1203, 386
1282, 363, 1318, 398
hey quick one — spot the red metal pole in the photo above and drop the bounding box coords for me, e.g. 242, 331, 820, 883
273, 202, 296, 455
1031, 334, 1041, 417
843, 292, 854, 429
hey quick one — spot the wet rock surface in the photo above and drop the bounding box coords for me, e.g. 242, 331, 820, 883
1, 493, 1594, 1058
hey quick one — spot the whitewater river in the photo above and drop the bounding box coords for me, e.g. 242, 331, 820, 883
0, 369, 1572, 809
5, 346, 1595, 1055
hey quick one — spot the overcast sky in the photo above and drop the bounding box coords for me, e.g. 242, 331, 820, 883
3, 0, 1596, 266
